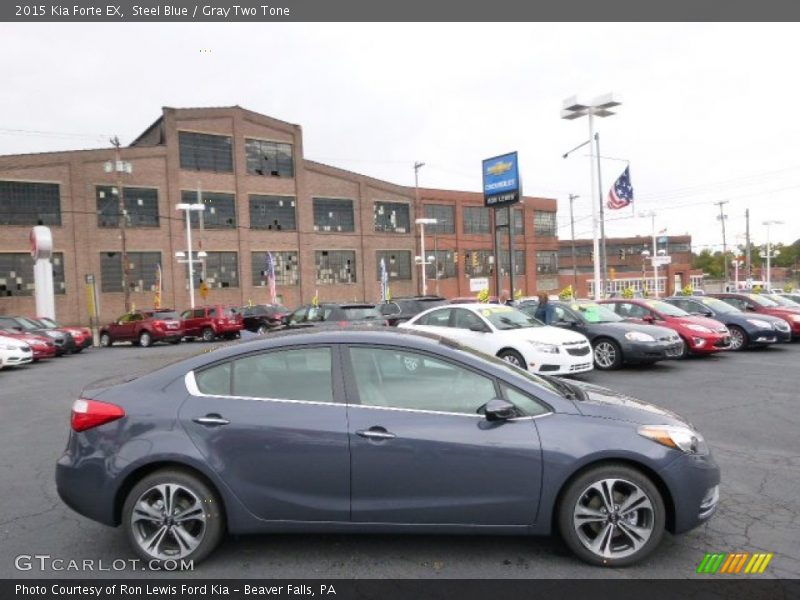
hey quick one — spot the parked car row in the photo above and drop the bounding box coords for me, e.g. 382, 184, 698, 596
0, 314, 92, 371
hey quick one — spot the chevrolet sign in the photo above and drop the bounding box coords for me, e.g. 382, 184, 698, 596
482, 152, 520, 208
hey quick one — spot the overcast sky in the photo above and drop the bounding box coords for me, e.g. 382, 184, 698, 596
1, 22, 798, 251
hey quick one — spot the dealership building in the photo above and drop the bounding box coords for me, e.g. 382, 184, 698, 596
0, 106, 561, 325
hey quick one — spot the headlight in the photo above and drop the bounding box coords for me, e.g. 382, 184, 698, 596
0, 344, 15, 350
686, 324, 712, 333
791, 315, 800, 323
638, 425, 708, 455
624, 331, 655, 342
747, 319, 772, 328
529, 342, 559, 353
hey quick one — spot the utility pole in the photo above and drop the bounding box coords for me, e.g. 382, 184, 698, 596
107, 136, 131, 312
745, 208, 752, 283
569, 194, 579, 292
714, 200, 729, 287
595, 132, 608, 297
414, 161, 425, 295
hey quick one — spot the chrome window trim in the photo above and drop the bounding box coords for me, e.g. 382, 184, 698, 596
184, 372, 552, 420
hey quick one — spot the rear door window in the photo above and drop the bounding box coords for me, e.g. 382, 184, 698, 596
232, 348, 333, 402
417, 308, 452, 327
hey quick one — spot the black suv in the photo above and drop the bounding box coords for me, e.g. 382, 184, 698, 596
239, 304, 291, 334
377, 296, 448, 326
284, 303, 387, 329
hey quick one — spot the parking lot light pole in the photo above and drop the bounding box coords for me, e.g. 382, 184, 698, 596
762, 220, 784, 291
561, 93, 622, 300
416, 218, 437, 296
176, 203, 205, 309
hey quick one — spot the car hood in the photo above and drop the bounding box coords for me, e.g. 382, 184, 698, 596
585, 320, 678, 340
671, 315, 725, 329
496, 325, 588, 345
569, 380, 691, 427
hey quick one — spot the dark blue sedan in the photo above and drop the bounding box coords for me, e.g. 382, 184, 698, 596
56, 329, 719, 568
664, 295, 791, 350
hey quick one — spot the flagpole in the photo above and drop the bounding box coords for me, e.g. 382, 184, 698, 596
595, 133, 608, 298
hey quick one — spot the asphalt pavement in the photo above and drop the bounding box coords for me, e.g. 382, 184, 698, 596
1, 336, 798, 579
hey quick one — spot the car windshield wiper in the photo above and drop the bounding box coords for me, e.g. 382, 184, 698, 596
541, 375, 584, 401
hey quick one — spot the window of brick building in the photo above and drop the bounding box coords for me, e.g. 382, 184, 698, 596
499, 249, 527, 276
534, 211, 557, 237
100, 251, 161, 293
536, 251, 559, 274
464, 250, 494, 276
374, 202, 410, 234
316, 250, 356, 284
495, 208, 525, 235
179, 131, 233, 172
193, 251, 239, 289
424, 204, 455, 234
313, 198, 355, 232
0, 252, 65, 296
463, 206, 491, 235
251, 251, 299, 287
249, 195, 296, 231
425, 250, 457, 280
96, 186, 159, 228
376, 251, 412, 280
0, 181, 61, 226
181, 191, 236, 229
245, 139, 294, 177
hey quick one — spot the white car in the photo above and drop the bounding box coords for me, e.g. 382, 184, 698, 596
399, 303, 594, 375
0, 336, 34, 369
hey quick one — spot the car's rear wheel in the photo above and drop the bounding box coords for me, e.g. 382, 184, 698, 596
497, 349, 527, 370
201, 327, 215, 342
122, 469, 225, 567
169, 339, 181, 345
558, 464, 665, 567
676, 337, 690, 359
728, 325, 747, 351
139, 331, 152, 348
99, 332, 112, 347
593, 339, 622, 370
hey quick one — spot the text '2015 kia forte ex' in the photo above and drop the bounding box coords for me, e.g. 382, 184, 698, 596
56, 328, 720, 568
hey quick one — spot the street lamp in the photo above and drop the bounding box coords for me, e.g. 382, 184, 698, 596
761, 220, 784, 291
176, 202, 206, 309
561, 93, 622, 300
416, 217, 437, 295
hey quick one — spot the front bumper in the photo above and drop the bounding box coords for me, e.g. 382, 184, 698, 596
658, 451, 721, 534
687, 332, 730, 354
622, 339, 683, 363
746, 325, 781, 346
1, 348, 34, 366
529, 345, 594, 375
31, 345, 57, 359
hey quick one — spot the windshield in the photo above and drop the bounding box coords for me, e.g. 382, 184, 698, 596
149, 310, 179, 320
343, 307, 381, 320
573, 303, 623, 323
38, 317, 57, 327
698, 297, 738, 313
747, 294, 779, 307
15, 317, 42, 330
770, 295, 800, 308
643, 299, 689, 317
479, 306, 543, 330
455, 343, 562, 398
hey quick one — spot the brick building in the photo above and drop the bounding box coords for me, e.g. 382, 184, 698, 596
558, 234, 704, 297
0, 106, 560, 325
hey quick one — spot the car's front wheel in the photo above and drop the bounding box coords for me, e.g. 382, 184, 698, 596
139, 331, 152, 348
728, 325, 748, 351
257, 324, 269, 335
99, 332, 112, 347
592, 339, 622, 370
122, 469, 225, 567
558, 464, 665, 567
201, 327, 215, 342
497, 349, 527, 370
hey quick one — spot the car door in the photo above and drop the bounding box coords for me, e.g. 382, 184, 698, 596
451, 308, 495, 354
110, 313, 134, 340
343, 344, 543, 526
407, 307, 458, 337
179, 345, 350, 521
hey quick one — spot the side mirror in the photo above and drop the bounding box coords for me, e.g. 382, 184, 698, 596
558, 317, 577, 327
745, 305, 756, 312
483, 398, 517, 421
469, 323, 487, 332
643, 315, 655, 323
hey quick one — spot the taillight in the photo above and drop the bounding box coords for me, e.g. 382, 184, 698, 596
71, 399, 125, 432
153, 320, 165, 330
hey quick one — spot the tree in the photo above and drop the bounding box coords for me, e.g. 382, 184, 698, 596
692, 249, 725, 278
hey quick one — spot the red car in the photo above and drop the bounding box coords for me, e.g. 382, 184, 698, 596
0, 328, 56, 361
600, 298, 731, 357
33, 317, 93, 352
99, 309, 184, 348
710, 293, 800, 339
180, 305, 243, 342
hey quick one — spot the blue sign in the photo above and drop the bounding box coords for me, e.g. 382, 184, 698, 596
482, 151, 520, 208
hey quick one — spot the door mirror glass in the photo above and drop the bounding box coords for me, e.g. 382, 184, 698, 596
483, 398, 517, 421
469, 323, 487, 332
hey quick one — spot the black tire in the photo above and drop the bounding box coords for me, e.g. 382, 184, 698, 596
728, 325, 748, 351
122, 468, 225, 567
256, 324, 269, 335
592, 338, 623, 370
72, 347, 83, 354
676, 337, 690, 359
169, 338, 182, 345
99, 332, 112, 347
139, 331, 153, 348
497, 349, 527, 370
557, 464, 666, 568
201, 327, 215, 342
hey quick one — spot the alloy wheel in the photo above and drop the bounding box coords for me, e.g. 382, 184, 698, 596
502, 354, 523, 367
729, 327, 745, 351
594, 342, 616, 369
572, 478, 655, 560
130, 483, 207, 560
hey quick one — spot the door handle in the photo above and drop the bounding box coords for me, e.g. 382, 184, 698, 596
356, 427, 396, 440
193, 414, 230, 426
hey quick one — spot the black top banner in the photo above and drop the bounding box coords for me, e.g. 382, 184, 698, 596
4, 0, 800, 21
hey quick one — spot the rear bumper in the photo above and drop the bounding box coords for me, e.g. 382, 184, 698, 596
56, 454, 117, 527
152, 329, 185, 341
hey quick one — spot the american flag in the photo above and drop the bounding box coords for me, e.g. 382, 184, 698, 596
379, 257, 389, 302
264, 252, 277, 304
607, 166, 634, 210
153, 263, 162, 309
